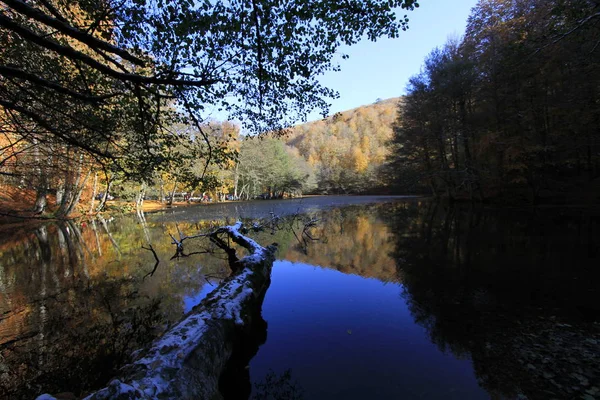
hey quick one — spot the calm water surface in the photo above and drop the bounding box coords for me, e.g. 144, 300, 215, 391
0, 196, 598, 399
251, 261, 485, 399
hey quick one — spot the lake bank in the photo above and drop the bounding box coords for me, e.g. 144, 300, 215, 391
0, 194, 394, 227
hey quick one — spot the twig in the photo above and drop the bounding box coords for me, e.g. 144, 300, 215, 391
169, 249, 211, 261
141, 244, 159, 280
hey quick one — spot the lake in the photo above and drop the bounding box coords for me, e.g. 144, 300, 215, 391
0, 196, 599, 399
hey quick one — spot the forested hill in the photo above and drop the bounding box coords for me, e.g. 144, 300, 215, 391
285, 97, 400, 193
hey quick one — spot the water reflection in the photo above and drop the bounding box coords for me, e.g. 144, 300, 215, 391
282, 207, 399, 282
386, 202, 600, 399
0, 216, 231, 399
0, 199, 599, 399
250, 260, 486, 399
248, 201, 600, 399
252, 369, 304, 400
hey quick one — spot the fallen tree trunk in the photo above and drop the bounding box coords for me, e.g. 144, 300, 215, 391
38, 222, 277, 400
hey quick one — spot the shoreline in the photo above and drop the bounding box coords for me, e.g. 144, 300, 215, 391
0, 196, 325, 227
2, 194, 599, 230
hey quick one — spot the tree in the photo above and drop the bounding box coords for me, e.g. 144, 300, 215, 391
1, 0, 419, 215
235, 137, 316, 199
388, 0, 600, 203
1, 0, 419, 165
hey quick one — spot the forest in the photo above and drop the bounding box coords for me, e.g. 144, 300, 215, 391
286, 98, 398, 194
387, 0, 600, 204
2, 0, 600, 220
0, 0, 417, 219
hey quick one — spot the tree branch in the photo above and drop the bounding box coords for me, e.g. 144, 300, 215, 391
141, 244, 160, 280
3, 0, 146, 66
0, 14, 218, 88
0, 65, 121, 102
0, 97, 114, 159
251, 0, 265, 109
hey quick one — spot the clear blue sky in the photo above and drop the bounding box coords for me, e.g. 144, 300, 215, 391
307, 0, 479, 121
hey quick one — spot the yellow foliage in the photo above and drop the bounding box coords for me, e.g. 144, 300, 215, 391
352, 147, 369, 173
285, 97, 399, 176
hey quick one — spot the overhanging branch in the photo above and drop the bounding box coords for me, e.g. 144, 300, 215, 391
0, 14, 218, 88
0, 65, 121, 102
3, 0, 146, 66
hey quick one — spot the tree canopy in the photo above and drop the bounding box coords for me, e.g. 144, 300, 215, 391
1, 0, 418, 170
0, 0, 418, 215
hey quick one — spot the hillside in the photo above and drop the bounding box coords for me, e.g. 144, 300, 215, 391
286, 97, 400, 193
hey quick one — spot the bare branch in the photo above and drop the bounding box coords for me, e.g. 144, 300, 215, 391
531, 10, 600, 57
141, 244, 160, 280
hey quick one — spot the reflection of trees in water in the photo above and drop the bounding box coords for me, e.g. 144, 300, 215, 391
3, 203, 596, 398
1, 272, 163, 399
388, 201, 600, 399
281, 205, 400, 282
0, 220, 166, 399
0, 217, 231, 399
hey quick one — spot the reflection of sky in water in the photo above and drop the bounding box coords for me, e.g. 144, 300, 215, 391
250, 260, 487, 399
183, 283, 218, 314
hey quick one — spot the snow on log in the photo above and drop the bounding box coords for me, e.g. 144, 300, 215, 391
37, 221, 277, 400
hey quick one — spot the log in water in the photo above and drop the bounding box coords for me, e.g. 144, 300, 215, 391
37, 222, 277, 400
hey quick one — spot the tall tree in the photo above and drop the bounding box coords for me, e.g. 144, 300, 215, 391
388, 0, 600, 203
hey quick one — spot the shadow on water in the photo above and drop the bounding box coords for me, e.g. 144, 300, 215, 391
219, 280, 269, 400
384, 201, 600, 399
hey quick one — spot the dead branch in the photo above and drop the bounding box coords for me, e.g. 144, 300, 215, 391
168, 223, 212, 259
289, 213, 320, 254
243, 211, 281, 234
141, 244, 159, 280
